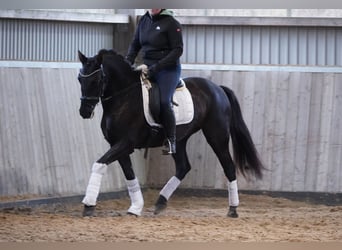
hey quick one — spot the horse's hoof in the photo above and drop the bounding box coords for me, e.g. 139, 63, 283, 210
127, 212, 139, 217
154, 204, 167, 215
82, 205, 96, 217
154, 195, 168, 215
227, 206, 239, 218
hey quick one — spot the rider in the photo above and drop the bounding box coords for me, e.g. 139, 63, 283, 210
125, 9, 183, 155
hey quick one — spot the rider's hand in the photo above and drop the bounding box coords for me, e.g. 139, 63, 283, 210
135, 64, 148, 75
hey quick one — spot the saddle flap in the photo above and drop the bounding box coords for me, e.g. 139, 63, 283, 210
141, 76, 194, 128
148, 81, 161, 124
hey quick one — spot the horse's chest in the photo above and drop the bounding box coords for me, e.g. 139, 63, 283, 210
101, 117, 125, 139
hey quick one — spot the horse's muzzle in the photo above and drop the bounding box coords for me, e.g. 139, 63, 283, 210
79, 108, 95, 119
79, 98, 98, 119
79, 105, 95, 119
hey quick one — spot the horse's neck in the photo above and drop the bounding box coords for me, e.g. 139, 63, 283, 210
101, 81, 143, 128
102, 74, 141, 108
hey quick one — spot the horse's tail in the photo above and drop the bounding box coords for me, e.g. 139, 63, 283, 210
220, 85, 264, 179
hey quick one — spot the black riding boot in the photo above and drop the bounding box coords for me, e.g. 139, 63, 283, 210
161, 104, 176, 155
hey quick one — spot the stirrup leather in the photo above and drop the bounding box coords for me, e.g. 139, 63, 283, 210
162, 139, 176, 155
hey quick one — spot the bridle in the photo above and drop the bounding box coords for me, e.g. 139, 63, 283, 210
78, 66, 112, 102
78, 63, 142, 105
78, 68, 101, 78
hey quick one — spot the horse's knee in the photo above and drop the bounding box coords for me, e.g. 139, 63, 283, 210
92, 162, 108, 174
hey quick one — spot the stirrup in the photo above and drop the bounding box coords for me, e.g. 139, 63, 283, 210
162, 139, 176, 155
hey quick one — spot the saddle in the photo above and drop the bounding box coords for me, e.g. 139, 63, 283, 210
140, 74, 194, 128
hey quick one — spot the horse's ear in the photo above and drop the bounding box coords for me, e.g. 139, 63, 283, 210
78, 50, 87, 64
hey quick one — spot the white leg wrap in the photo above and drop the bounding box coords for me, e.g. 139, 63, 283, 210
228, 180, 239, 207
160, 176, 181, 200
82, 163, 108, 206
126, 178, 144, 216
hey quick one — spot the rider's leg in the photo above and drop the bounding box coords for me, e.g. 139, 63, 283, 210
155, 64, 181, 154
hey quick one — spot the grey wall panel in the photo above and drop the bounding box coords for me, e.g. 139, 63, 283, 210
147, 69, 342, 193
1, 65, 341, 196
0, 19, 114, 61
0, 67, 147, 197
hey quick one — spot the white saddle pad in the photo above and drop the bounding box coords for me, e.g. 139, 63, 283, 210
141, 77, 194, 128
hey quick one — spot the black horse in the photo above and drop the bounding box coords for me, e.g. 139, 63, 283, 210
77, 49, 263, 218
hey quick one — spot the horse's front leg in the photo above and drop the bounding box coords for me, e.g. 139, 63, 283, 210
82, 161, 107, 216
82, 140, 138, 217
118, 155, 144, 216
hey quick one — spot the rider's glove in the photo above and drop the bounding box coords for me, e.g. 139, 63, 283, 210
135, 64, 148, 75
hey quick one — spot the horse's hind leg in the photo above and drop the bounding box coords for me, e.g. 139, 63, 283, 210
154, 139, 191, 215
213, 147, 239, 218
202, 129, 239, 218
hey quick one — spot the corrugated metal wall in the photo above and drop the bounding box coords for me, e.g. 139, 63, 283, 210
181, 25, 342, 66
0, 19, 114, 61
2, 17, 342, 66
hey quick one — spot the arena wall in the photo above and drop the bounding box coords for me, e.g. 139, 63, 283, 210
1, 10, 341, 198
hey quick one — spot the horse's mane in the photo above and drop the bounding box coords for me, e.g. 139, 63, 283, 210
97, 49, 133, 74
97, 49, 140, 86
98, 49, 118, 58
